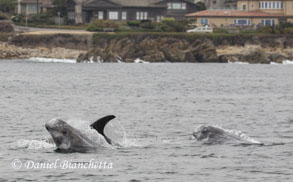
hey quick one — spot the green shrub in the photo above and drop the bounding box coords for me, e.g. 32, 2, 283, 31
240, 29, 259, 34
213, 28, 229, 34
117, 25, 132, 31
12, 13, 54, 25
127, 21, 140, 27
28, 13, 54, 25
158, 18, 188, 32
140, 21, 156, 29
87, 19, 119, 32
284, 27, 293, 34
279, 22, 293, 29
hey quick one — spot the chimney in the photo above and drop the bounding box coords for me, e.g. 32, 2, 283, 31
74, 0, 83, 24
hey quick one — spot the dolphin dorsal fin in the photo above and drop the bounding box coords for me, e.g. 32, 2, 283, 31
90, 115, 115, 144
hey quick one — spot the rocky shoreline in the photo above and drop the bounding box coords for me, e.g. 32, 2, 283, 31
0, 42, 84, 60
0, 32, 293, 63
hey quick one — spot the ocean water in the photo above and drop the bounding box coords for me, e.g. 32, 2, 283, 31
0, 59, 292, 182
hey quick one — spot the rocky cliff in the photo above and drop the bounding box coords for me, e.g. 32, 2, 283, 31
77, 33, 293, 63
1, 32, 293, 63
77, 36, 219, 63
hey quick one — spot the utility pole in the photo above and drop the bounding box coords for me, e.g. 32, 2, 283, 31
37, 0, 39, 14
25, 5, 28, 27
58, 12, 61, 28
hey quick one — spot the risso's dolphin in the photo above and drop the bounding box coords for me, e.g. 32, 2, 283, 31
45, 115, 115, 152
192, 125, 261, 144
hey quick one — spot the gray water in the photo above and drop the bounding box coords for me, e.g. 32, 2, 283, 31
0, 59, 292, 182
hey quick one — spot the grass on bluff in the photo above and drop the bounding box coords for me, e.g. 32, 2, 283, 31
92, 31, 262, 42
15, 22, 88, 30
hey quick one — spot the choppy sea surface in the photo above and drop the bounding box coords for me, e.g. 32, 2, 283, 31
0, 59, 292, 182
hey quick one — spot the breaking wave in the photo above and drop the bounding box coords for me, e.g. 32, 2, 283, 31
28, 57, 76, 63
134, 58, 150, 64
11, 139, 55, 150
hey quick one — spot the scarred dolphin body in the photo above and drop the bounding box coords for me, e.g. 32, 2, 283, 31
192, 125, 261, 144
45, 115, 115, 152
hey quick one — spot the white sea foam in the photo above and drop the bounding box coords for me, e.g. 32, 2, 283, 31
28, 57, 76, 63
270, 62, 281, 65
228, 60, 249, 64
282, 60, 293, 64
271, 60, 293, 65
12, 139, 55, 150
134, 58, 150, 64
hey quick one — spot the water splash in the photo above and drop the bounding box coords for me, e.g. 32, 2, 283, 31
134, 58, 150, 64
28, 57, 76, 63
282, 60, 293, 64
11, 139, 55, 150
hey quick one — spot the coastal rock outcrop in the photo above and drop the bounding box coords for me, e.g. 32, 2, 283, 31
78, 36, 219, 63
1, 32, 293, 63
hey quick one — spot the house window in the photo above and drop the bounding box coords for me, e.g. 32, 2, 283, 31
242, 4, 246, 10
68, 11, 75, 20
27, 4, 37, 13
262, 19, 275, 26
167, 3, 187, 10
260, 1, 283, 9
144, 12, 148, 19
98, 11, 103, 20
136, 12, 148, 20
200, 19, 208, 25
122, 12, 127, 20
182, 3, 186, 9
109, 11, 118, 20
172, 3, 181, 9
234, 19, 251, 25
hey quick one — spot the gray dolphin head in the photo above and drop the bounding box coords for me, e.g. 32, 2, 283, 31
193, 125, 226, 141
45, 118, 95, 152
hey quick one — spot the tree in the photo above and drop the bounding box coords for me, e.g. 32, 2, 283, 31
0, 0, 15, 13
196, 2, 207, 11
52, 0, 68, 17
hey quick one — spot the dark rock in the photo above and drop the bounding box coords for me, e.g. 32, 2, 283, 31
77, 53, 89, 63
267, 52, 286, 63
239, 48, 269, 64
191, 40, 218, 62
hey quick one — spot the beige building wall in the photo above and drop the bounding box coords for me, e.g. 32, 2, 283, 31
237, 0, 293, 14
237, 0, 260, 11
284, 0, 293, 15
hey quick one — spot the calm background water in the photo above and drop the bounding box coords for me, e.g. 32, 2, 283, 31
0, 60, 292, 182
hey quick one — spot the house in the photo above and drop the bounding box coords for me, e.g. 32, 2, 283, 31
67, 0, 202, 24
186, 0, 293, 28
16, 0, 52, 15
203, 0, 237, 10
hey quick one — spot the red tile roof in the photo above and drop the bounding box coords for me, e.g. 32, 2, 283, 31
186, 10, 288, 17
